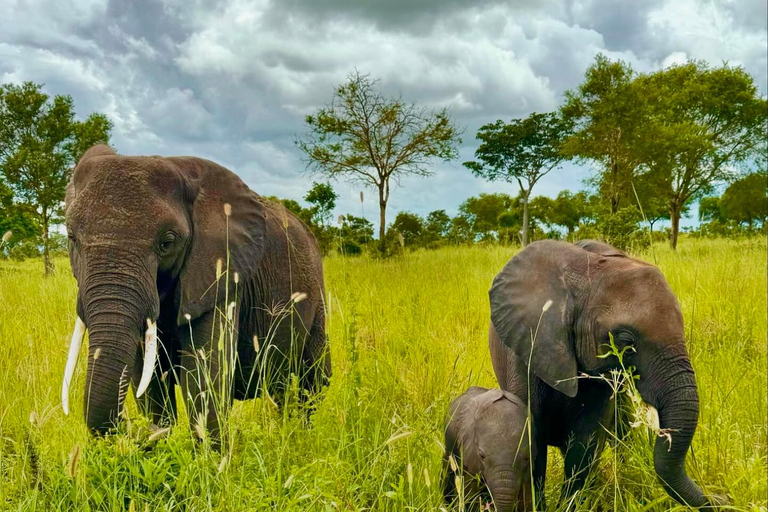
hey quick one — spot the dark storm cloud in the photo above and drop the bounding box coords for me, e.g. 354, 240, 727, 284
1, 0, 765, 230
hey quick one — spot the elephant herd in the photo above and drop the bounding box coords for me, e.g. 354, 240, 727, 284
60, 146, 724, 510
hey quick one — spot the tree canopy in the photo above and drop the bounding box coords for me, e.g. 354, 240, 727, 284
0, 81, 112, 273
464, 111, 570, 245
296, 71, 462, 253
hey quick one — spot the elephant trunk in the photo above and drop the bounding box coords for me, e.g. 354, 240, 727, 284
638, 344, 711, 508
486, 466, 521, 512
79, 250, 158, 433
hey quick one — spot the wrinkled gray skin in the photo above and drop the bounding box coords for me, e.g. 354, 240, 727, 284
65, 145, 330, 440
443, 386, 534, 512
488, 239, 726, 509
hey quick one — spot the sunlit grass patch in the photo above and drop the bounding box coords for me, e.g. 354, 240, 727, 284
0, 238, 765, 511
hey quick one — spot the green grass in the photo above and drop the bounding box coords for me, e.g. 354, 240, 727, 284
0, 238, 765, 511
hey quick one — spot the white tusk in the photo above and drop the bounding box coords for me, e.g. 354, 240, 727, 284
62, 316, 86, 416
136, 319, 158, 398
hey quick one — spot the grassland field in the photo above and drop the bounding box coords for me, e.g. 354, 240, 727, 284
0, 238, 765, 511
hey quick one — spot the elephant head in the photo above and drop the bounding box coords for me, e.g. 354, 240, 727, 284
489, 239, 718, 508
61, 145, 266, 433
447, 386, 532, 512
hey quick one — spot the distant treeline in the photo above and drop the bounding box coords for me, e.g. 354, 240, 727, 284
265, 170, 766, 258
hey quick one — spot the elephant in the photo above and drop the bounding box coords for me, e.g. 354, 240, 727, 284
488, 239, 725, 509
443, 386, 534, 512
60, 145, 330, 441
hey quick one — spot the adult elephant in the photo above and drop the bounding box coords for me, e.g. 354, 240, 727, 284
61, 145, 330, 441
488, 239, 724, 509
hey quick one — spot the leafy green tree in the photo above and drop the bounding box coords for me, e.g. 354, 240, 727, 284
631, 169, 672, 232
458, 193, 514, 241
635, 62, 767, 248
548, 190, 592, 237
339, 214, 374, 245
528, 195, 553, 227
447, 214, 473, 245
0, 181, 38, 258
698, 196, 723, 223
464, 111, 570, 245
304, 181, 338, 227
562, 54, 646, 215
423, 209, 451, 246
0, 81, 112, 274
390, 211, 424, 247
296, 71, 462, 252
719, 172, 767, 227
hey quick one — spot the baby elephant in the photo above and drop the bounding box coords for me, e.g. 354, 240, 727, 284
443, 386, 534, 512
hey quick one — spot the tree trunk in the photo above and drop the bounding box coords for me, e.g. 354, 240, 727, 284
378, 187, 387, 255
42, 207, 53, 277
521, 192, 530, 247
610, 160, 620, 214
669, 202, 681, 250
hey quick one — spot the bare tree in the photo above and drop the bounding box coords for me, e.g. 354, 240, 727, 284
296, 71, 462, 252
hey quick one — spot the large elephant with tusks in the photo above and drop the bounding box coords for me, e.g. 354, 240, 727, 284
61, 145, 330, 443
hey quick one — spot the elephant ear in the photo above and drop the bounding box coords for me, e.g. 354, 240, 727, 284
450, 390, 485, 474
171, 157, 266, 325
575, 239, 625, 257
489, 240, 578, 397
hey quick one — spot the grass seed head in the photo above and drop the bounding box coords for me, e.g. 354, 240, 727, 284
67, 445, 80, 479
93, 348, 101, 360
216, 258, 223, 279
542, 299, 553, 312
291, 291, 307, 303
224, 203, 232, 216
1, 230, 11, 243
253, 335, 259, 352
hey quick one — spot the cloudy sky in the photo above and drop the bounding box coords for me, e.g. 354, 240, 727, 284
2, 0, 765, 230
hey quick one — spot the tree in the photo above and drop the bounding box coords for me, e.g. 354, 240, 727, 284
719, 172, 767, 227
296, 71, 462, 253
447, 215, 473, 245
304, 181, 338, 227
561, 54, 646, 215
390, 211, 424, 247
631, 169, 672, 232
0, 180, 38, 258
698, 196, 723, 223
423, 209, 451, 246
458, 193, 514, 241
0, 82, 112, 274
548, 190, 591, 237
464, 111, 570, 246
636, 62, 767, 248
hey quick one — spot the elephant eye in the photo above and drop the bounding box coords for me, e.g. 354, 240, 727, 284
159, 233, 177, 253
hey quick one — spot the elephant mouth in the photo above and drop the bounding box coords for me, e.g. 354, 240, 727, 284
61, 316, 159, 416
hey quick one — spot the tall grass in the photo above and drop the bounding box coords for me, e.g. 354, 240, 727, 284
0, 238, 765, 511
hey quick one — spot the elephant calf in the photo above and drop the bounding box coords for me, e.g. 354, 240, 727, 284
443, 386, 534, 512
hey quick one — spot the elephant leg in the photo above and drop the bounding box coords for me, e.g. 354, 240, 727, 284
532, 437, 548, 510
559, 408, 612, 505
179, 308, 237, 448
299, 312, 330, 401
136, 376, 176, 427
135, 336, 179, 427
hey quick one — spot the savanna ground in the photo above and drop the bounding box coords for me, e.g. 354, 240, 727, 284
0, 238, 765, 511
